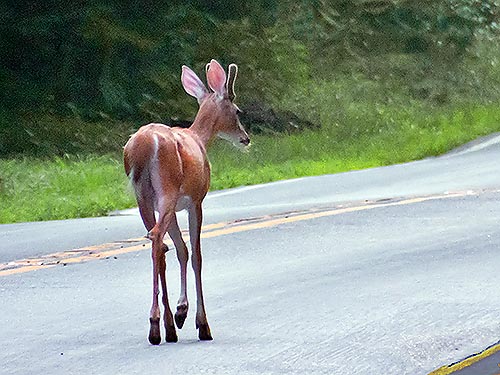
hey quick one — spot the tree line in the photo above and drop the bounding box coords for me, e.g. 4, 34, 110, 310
1, 0, 499, 154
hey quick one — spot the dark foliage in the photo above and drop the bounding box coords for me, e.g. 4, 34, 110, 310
165, 101, 319, 135
0, 0, 499, 155
239, 101, 320, 134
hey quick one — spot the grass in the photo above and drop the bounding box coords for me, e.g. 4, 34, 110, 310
1, 102, 500, 224
0, 155, 135, 223
209, 102, 500, 189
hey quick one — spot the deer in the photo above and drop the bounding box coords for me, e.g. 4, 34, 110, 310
123, 59, 250, 345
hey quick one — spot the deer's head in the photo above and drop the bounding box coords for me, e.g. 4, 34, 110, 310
181, 59, 250, 148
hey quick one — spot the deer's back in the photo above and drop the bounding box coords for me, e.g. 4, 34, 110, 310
124, 123, 210, 204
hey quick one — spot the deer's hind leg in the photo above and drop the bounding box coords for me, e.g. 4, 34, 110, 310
135, 185, 163, 345
168, 217, 189, 329
147, 194, 178, 344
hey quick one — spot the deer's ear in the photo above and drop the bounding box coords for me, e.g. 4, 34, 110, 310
206, 59, 227, 97
181, 65, 207, 102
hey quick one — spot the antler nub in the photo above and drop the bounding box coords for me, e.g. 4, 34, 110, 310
226, 64, 238, 101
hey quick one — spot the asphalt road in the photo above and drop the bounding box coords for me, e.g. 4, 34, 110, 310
2, 135, 500, 374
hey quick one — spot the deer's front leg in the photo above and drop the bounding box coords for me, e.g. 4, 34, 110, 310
188, 203, 212, 341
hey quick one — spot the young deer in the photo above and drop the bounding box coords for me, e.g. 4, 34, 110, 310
123, 60, 249, 345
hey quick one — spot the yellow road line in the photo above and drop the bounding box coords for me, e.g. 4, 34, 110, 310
4, 190, 498, 372
428, 342, 500, 374
0, 192, 465, 277
0, 264, 56, 276
201, 195, 445, 239
0, 223, 230, 277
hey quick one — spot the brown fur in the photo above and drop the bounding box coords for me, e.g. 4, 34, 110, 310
123, 61, 249, 345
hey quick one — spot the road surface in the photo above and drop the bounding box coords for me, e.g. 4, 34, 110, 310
1, 134, 500, 374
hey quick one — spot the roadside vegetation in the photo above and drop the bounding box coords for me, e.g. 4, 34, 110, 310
2, 102, 499, 223
1, 1, 500, 223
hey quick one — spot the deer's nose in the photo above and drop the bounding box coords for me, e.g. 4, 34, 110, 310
240, 136, 250, 146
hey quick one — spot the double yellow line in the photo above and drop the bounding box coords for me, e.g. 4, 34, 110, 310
2, 190, 497, 374
0, 192, 465, 278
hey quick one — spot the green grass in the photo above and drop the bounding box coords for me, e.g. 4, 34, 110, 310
209, 102, 500, 189
1, 102, 500, 224
0, 155, 135, 223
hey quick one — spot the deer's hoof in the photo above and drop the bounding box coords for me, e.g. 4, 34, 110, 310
148, 318, 161, 345
165, 325, 178, 343
175, 304, 188, 329
197, 323, 213, 341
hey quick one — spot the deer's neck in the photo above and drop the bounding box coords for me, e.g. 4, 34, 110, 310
189, 102, 218, 147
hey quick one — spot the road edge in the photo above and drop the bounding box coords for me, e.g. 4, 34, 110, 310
428, 341, 500, 375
